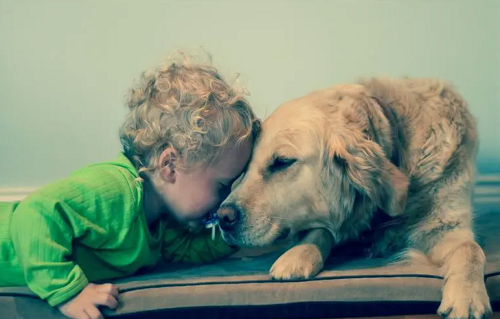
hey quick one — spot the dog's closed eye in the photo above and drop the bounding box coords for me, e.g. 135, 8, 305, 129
268, 156, 297, 173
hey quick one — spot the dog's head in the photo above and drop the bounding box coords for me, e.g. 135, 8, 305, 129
218, 85, 409, 247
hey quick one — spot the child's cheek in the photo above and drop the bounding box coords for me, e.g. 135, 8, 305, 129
195, 195, 216, 214
187, 189, 218, 219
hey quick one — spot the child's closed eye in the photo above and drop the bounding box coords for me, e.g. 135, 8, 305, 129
217, 181, 233, 197
219, 182, 230, 190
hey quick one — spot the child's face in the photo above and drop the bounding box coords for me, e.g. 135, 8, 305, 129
160, 139, 253, 224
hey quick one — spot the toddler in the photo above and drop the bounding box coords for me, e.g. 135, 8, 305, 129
0, 51, 259, 319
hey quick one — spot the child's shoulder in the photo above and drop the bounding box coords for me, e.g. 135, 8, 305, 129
15, 153, 145, 233
31, 153, 143, 210
71, 153, 140, 185
68, 152, 142, 199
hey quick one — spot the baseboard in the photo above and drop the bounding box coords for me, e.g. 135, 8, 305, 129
0, 187, 38, 202
0, 175, 499, 203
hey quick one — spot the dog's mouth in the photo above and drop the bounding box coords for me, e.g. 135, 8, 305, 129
220, 224, 292, 247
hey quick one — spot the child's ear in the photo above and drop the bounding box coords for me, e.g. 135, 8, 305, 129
159, 147, 177, 183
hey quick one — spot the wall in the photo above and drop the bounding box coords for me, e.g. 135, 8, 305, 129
0, 0, 499, 189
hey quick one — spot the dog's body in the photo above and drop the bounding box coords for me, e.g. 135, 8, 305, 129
217, 78, 491, 319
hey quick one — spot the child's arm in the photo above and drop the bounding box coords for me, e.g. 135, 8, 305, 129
161, 222, 238, 264
11, 193, 91, 306
11, 192, 121, 319
10, 165, 140, 317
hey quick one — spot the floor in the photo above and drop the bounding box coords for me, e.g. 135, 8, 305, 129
331, 315, 500, 319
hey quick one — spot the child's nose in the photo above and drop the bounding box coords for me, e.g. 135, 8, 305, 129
216, 204, 241, 231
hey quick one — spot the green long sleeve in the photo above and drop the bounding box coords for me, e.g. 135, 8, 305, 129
1, 153, 238, 307
10, 192, 91, 306
5, 154, 163, 307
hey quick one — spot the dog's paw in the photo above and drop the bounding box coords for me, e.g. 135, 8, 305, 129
269, 244, 324, 280
438, 279, 492, 319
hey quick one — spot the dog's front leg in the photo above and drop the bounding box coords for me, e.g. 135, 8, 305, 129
429, 229, 492, 319
270, 228, 334, 280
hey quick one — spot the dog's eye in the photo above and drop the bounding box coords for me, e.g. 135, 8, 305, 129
269, 156, 297, 173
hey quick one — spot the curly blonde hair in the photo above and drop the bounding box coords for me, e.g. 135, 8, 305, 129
119, 51, 260, 173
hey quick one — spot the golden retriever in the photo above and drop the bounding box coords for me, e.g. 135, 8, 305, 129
217, 78, 491, 319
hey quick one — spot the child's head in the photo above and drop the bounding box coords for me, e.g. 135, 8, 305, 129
120, 51, 259, 223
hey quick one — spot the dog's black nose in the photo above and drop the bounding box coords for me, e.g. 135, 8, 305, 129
217, 204, 241, 231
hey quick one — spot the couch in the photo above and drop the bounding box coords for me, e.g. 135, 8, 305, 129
1, 181, 499, 319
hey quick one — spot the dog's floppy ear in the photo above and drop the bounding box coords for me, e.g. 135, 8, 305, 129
330, 138, 409, 216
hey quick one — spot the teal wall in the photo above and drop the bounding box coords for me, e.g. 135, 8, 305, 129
1, 0, 499, 187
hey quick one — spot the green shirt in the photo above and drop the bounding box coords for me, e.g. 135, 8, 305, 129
0, 153, 235, 307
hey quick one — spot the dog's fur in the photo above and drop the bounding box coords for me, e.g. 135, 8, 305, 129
218, 78, 492, 319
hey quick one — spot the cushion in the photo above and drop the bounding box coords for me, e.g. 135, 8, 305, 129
1, 200, 499, 319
